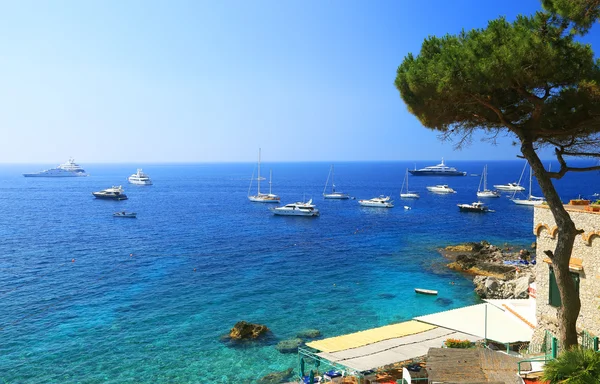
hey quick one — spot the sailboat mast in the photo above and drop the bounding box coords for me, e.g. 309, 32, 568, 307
529, 166, 533, 200
257, 148, 261, 195
269, 169, 272, 195
331, 165, 335, 193
484, 165, 487, 190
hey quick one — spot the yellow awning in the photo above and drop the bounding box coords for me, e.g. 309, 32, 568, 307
305, 320, 436, 353
543, 257, 583, 271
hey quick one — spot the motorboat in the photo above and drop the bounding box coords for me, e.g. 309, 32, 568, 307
92, 186, 128, 200
358, 196, 394, 208
23, 158, 88, 177
426, 185, 456, 194
271, 199, 319, 216
113, 211, 137, 218
476, 165, 500, 198
400, 168, 419, 198
408, 158, 466, 176
457, 201, 493, 213
323, 165, 349, 199
248, 148, 280, 203
415, 288, 438, 295
494, 162, 527, 191
128, 169, 153, 185
511, 166, 545, 206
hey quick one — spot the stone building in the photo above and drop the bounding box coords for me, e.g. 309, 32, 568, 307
532, 204, 600, 342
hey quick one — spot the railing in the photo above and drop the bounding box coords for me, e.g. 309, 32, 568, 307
517, 355, 552, 375
582, 330, 599, 351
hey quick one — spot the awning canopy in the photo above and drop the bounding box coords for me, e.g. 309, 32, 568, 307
415, 303, 533, 344
306, 320, 435, 353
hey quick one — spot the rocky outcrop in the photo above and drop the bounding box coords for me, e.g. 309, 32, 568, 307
296, 329, 321, 339
229, 321, 269, 340
474, 274, 534, 299
275, 338, 304, 353
257, 368, 294, 384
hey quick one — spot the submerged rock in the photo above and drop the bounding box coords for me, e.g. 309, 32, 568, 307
275, 338, 304, 353
435, 297, 453, 307
297, 329, 321, 339
229, 321, 269, 340
378, 293, 397, 300
257, 368, 294, 384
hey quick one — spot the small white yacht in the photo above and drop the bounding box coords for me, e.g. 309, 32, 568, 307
271, 200, 320, 216
323, 165, 349, 199
494, 162, 527, 191
400, 168, 419, 198
92, 186, 128, 200
511, 166, 545, 206
476, 165, 500, 198
128, 169, 153, 185
358, 195, 394, 208
23, 158, 88, 177
457, 201, 493, 213
409, 158, 466, 176
426, 185, 456, 194
248, 149, 280, 203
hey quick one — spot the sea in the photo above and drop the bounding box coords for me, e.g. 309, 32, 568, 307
0, 160, 597, 383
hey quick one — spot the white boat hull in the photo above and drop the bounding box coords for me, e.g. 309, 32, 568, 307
248, 195, 280, 203
415, 288, 438, 295
271, 208, 319, 216
427, 186, 455, 194
358, 200, 394, 208
477, 190, 500, 198
400, 193, 420, 199
128, 178, 153, 185
323, 193, 349, 199
512, 198, 544, 206
494, 185, 525, 191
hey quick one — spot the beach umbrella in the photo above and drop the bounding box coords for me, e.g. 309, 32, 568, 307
309, 370, 314, 383
300, 357, 305, 377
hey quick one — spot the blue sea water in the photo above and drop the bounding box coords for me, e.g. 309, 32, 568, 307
0, 160, 597, 383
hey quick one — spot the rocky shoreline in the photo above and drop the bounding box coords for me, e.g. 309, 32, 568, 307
440, 241, 536, 299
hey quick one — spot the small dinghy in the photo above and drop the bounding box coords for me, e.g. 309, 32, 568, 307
415, 288, 438, 295
113, 211, 137, 218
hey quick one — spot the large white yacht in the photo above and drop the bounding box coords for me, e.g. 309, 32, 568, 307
128, 169, 153, 185
426, 185, 456, 194
457, 201, 493, 213
23, 158, 88, 177
494, 162, 527, 191
409, 158, 466, 176
358, 196, 394, 208
92, 186, 128, 200
271, 200, 320, 216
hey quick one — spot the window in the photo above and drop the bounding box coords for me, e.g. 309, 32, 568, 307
549, 267, 580, 307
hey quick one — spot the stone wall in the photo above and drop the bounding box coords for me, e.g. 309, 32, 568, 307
532, 206, 600, 343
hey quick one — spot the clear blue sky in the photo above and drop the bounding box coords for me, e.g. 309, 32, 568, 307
1, 0, 598, 163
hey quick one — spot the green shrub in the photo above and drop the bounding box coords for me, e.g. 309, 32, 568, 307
543, 347, 600, 383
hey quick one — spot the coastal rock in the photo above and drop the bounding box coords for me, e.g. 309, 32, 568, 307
257, 368, 294, 384
474, 274, 534, 299
297, 329, 321, 339
275, 338, 304, 353
444, 242, 483, 253
229, 321, 269, 340
513, 275, 533, 299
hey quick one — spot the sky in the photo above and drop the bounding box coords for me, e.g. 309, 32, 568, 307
1, 0, 599, 163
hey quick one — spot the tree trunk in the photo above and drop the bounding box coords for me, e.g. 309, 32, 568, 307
520, 141, 581, 349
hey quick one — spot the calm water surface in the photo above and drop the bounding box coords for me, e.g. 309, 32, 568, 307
0, 160, 597, 383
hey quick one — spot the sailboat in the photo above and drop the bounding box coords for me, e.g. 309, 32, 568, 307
323, 165, 349, 199
511, 166, 545, 206
476, 165, 500, 198
400, 168, 419, 198
494, 162, 527, 192
248, 149, 280, 203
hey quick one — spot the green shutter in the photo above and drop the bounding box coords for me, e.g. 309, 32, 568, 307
548, 267, 580, 308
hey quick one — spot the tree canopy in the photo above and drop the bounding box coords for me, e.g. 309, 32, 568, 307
542, 0, 600, 33
395, 13, 600, 160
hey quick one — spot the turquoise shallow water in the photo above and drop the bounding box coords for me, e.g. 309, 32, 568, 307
0, 161, 596, 383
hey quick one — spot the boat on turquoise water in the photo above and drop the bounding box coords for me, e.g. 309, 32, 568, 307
358, 195, 394, 208
476, 165, 500, 198
400, 168, 419, 198
270, 199, 320, 216
93, 186, 128, 200
113, 211, 137, 218
511, 166, 545, 206
415, 288, 438, 295
426, 185, 456, 194
457, 201, 493, 213
323, 164, 349, 199
248, 148, 280, 203
409, 158, 466, 176
23, 158, 88, 177
494, 162, 527, 192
